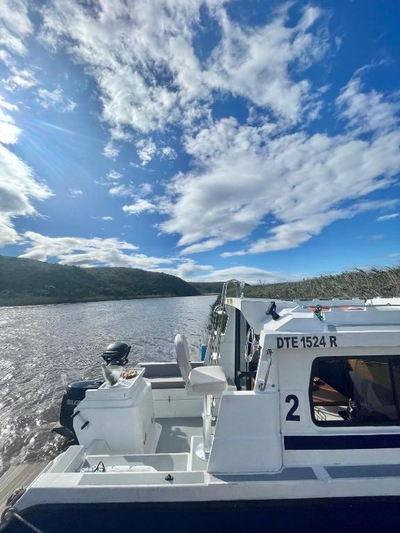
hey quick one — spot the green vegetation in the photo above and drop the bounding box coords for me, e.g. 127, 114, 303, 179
2, 255, 398, 308
0, 255, 200, 307
244, 267, 400, 300
190, 282, 224, 294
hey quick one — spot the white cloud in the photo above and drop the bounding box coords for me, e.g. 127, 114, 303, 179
0, 96, 18, 113
101, 216, 113, 221
123, 199, 156, 215
3, 67, 38, 91
377, 213, 399, 221
0, 98, 21, 144
36, 87, 77, 113
160, 85, 400, 256
109, 184, 134, 197
0, 144, 53, 246
0, 121, 21, 144
204, 5, 327, 124
107, 170, 122, 180
0, 214, 20, 246
161, 147, 178, 160
198, 266, 302, 285
0, 92, 53, 248
181, 238, 225, 255
38, 1, 328, 137
21, 233, 138, 262
103, 142, 119, 160
160, 259, 302, 285
337, 78, 400, 134
69, 189, 83, 197
0, 0, 33, 56
138, 183, 153, 196
137, 140, 156, 165
20, 232, 173, 269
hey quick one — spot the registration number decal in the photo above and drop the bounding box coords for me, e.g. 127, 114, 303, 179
276, 335, 337, 349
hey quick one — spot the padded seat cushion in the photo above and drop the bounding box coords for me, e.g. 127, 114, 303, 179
145, 377, 185, 389
189, 366, 228, 395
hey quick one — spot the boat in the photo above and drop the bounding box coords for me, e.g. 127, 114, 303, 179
2, 280, 400, 532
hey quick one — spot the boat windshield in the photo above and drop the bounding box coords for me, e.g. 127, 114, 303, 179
310, 356, 400, 425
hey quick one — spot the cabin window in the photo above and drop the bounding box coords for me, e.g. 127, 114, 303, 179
310, 357, 400, 425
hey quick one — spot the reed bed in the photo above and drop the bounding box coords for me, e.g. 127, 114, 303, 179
244, 266, 400, 300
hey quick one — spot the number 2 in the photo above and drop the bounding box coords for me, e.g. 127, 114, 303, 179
285, 394, 300, 421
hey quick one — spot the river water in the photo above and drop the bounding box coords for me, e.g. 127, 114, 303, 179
0, 295, 216, 476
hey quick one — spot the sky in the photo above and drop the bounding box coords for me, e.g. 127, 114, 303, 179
0, 0, 399, 285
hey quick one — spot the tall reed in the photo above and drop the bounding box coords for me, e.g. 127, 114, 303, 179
244, 266, 400, 300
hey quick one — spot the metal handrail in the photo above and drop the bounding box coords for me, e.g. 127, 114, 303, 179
205, 279, 245, 365
258, 349, 273, 391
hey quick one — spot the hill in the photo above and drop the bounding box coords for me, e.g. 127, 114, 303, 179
0, 255, 200, 306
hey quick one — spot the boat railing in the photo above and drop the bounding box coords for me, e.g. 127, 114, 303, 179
205, 279, 244, 365
258, 349, 273, 391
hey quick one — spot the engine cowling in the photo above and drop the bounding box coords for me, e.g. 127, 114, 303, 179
59, 380, 103, 435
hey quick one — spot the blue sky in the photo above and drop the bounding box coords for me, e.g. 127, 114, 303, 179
0, 0, 399, 284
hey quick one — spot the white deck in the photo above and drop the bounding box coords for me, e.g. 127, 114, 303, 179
156, 417, 203, 453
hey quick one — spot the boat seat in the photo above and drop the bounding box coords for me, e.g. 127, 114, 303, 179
175, 333, 228, 460
190, 365, 228, 395
139, 361, 204, 390
175, 334, 227, 396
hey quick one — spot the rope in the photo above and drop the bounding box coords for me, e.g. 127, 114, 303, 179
1, 508, 44, 533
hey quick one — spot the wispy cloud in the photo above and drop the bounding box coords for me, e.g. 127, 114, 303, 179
0, 97, 21, 144
3, 67, 38, 91
36, 87, 77, 113
109, 184, 134, 197
20, 232, 173, 270
161, 93, 400, 256
38, 1, 328, 138
161, 147, 178, 160
161, 259, 304, 285
0, 0, 33, 56
103, 142, 119, 160
205, 6, 327, 125
123, 199, 156, 216
107, 170, 123, 181
377, 213, 399, 221
0, 144, 53, 246
137, 140, 157, 165
336, 78, 400, 134
69, 189, 83, 197
0, 95, 53, 246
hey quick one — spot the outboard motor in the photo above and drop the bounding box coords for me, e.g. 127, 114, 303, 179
54, 341, 131, 441
58, 380, 103, 438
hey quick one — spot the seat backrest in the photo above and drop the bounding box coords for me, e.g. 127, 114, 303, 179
175, 334, 193, 393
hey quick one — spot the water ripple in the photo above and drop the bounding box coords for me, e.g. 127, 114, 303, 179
0, 295, 215, 475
